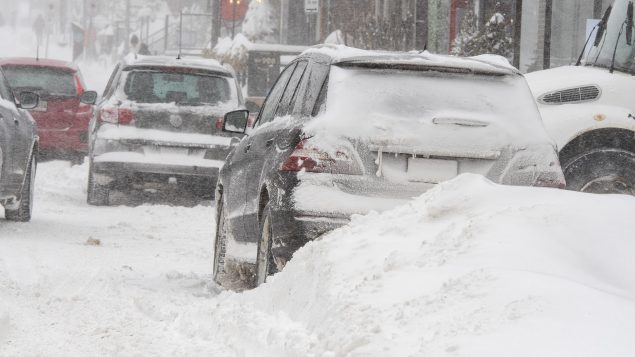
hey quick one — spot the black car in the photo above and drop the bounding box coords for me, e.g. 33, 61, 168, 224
0, 69, 40, 222
213, 46, 565, 287
87, 56, 245, 205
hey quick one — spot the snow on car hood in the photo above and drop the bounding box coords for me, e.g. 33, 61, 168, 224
206, 174, 635, 356
304, 66, 552, 156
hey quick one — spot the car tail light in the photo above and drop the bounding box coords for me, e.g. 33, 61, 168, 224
215, 117, 224, 129
75, 75, 85, 96
280, 139, 363, 175
534, 173, 567, 189
98, 107, 134, 125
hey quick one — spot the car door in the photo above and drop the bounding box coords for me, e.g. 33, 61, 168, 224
0, 70, 32, 194
241, 60, 310, 239
225, 62, 298, 243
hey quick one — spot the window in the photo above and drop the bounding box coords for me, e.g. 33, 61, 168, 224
276, 61, 308, 117
3, 66, 77, 97
121, 70, 238, 106
256, 62, 297, 127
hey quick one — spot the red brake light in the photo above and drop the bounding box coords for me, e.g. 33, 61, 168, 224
215, 117, 224, 129
280, 139, 363, 175
98, 107, 134, 125
75, 75, 84, 96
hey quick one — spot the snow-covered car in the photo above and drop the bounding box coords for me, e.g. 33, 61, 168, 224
87, 56, 245, 205
0, 69, 40, 221
213, 45, 566, 286
0, 58, 97, 164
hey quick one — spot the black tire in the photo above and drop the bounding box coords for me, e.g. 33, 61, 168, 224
5, 155, 36, 222
213, 197, 229, 284
563, 148, 635, 195
87, 162, 110, 206
255, 203, 278, 286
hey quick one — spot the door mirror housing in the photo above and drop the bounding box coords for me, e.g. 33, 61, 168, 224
18, 91, 39, 110
80, 90, 98, 105
223, 110, 250, 134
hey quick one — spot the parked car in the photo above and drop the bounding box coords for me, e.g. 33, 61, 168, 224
87, 56, 245, 205
213, 46, 566, 287
526, 0, 635, 195
0, 67, 40, 221
0, 58, 97, 164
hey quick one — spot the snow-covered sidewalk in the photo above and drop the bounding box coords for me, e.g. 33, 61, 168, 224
2, 163, 635, 356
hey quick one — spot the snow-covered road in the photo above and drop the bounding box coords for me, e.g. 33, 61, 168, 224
0, 161, 228, 355
3, 162, 635, 357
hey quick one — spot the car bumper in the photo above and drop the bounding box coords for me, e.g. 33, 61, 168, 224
92, 152, 224, 179
38, 128, 88, 152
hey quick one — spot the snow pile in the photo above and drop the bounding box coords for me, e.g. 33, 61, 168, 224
213, 174, 635, 356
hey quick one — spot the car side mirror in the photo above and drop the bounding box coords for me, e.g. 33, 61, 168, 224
80, 90, 98, 105
223, 110, 250, 134
18, 91, 39, 110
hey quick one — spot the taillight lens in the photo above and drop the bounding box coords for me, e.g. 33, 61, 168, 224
98, 107, 134, 125
75, 75, 84, 96
215, 117, 224, 129
280, 139, 363, 175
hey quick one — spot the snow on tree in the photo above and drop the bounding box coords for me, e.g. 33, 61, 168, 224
241, 0, 278, 43
453, 12, 513, 60
451, 9, 477, 56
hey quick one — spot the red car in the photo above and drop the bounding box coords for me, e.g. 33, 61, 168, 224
0, 58, 96, 162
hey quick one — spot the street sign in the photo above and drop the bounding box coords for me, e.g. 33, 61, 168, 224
305, 0, 319, 13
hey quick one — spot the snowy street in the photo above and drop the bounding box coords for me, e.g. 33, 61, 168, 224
3, 161, 635, 356
0, 161, 224, 355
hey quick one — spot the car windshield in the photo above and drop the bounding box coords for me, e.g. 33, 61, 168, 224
121, 69, 238, 106
586, 0, 635, 74
2, 65, 77, 97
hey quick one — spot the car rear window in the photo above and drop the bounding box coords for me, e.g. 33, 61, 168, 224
121, 69, 238, 106
2, 66, 77, 97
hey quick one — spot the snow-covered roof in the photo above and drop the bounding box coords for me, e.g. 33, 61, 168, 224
303, 44, 519, 76
123, 55, 231, 75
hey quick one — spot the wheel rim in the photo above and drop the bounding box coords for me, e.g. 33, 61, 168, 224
257, 215, 272, 286
580, 174, 634, 195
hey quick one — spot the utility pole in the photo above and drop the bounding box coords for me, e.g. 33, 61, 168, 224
414, 0, 428, 50
212, 0, 221, 47
513, 0, 523, 69
543, 0, 552, 69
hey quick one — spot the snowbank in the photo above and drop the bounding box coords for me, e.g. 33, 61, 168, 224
212, 174, 635, 356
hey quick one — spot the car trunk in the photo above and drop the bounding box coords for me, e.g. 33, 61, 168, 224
30, 96, 80, 131
129, 104, 228, 136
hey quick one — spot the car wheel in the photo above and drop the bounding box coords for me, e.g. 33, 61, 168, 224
5, 154, 36, 222
255, 203, 278, 286
213, 197, 229, 284
87, 161, 110, 206
563, 148, 635, 195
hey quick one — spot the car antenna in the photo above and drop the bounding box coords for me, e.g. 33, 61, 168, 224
177, 10, 183, 60
609, 2, 634, 73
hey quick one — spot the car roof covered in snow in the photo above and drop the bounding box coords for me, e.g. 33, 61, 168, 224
302, 45, 519, 76
0, 57, 79, 72
122, 55, 233, 77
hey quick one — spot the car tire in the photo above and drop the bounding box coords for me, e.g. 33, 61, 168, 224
563, 148, 635, 195
87, 161, 110, 206
5, 154, 36, 222
255, 202, 278, 286
213, 197, 228, 284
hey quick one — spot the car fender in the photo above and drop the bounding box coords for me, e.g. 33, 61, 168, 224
526, 65, 635, 150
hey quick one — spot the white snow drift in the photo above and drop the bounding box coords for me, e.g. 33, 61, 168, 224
2, 164, 635, 356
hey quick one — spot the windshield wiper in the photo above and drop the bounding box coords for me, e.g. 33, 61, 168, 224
609, 1, 634, 73
577, 6, 611, 66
